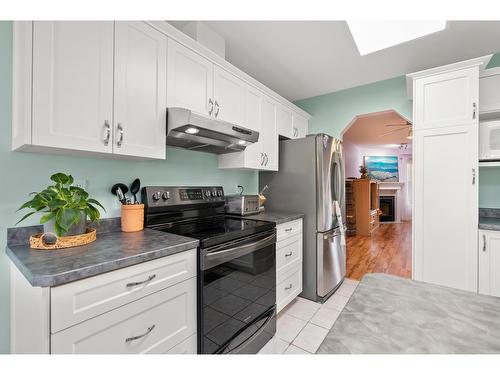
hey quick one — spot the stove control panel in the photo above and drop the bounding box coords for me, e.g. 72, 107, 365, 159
142, 186, 225, 208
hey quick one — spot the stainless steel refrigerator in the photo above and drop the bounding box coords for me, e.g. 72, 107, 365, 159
259, 134, 346, 302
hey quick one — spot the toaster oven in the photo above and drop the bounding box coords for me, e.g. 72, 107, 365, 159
225, 195, 260, 216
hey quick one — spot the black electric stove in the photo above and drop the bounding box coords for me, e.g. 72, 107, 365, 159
142, 186, 277, 354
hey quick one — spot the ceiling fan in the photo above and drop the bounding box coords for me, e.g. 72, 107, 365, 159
379, 121, 413, 139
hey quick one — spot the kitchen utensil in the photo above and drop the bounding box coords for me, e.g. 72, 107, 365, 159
111, 183, 129, 204
130, 178, 141, 204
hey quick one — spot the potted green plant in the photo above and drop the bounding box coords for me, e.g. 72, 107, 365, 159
17, 173, 105, 237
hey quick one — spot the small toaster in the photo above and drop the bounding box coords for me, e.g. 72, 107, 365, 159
225, 195, 260, 216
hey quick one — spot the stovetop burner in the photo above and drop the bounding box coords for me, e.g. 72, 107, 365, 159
151, 215, 275, 248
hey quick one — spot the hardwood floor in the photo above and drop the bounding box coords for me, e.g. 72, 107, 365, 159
346, 222, 412, 280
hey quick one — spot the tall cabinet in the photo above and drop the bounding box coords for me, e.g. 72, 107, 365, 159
409, 59, 482, 292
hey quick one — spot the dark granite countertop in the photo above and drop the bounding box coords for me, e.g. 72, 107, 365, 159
6, 229, 199, 287
479, 208, 500, 231
244, 211, 304, 225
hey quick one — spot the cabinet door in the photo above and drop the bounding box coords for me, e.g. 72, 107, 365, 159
292, 114, 308, 139
413, 124, 478, 292
51, 278, 197, 354
479, 71, 500, 115
479, 231, 500, 298
276, 104, 294, 139
213, 65, 246, 126
414, 67, 479, 130
261, 96, 278, 171
113, 22, 167, 159
242, 85, 263, 168
32, 21, 114, 153
166, 38, 213, 116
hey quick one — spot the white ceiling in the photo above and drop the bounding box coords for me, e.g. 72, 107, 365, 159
168, 21, 500, 101
343, 110, 411, 146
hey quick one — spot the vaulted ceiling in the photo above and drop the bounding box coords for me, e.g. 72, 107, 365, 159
169, 21, 500, 101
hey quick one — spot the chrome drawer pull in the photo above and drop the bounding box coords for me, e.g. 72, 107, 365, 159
125, 324, 156, 343
285, 283, 293, 290
284, 228, 293, 232
126, 274, 156, 288
285, 252, 293, 257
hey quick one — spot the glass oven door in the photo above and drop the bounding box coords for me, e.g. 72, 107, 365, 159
199, 229, 276, 354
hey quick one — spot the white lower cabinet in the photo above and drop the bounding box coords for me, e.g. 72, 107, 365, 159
275, 219, 303, 313
51, 277, 196, 354
479, 230, 500, 298
11, 249, 198, 354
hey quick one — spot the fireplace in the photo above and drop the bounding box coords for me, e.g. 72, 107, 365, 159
379, 196, 395, 222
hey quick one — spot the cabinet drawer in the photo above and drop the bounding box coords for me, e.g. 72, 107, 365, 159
51, 249, 196, 333
276, 234, 302, 272
51, 277, 197, 354
167, 334, 197, 354
276, 261, 302, 313
276, 219, 303, 242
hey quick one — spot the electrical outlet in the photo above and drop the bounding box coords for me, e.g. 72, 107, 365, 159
74, 179, 88, 190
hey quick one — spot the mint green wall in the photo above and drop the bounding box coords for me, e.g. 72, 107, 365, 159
0, 21, 257, 353
295, 76, 413, 137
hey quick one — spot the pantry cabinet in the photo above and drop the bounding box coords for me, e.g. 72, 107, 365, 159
478, 230, 500, 298
13, 21, 167, 160
410, 62, 481, 292
166, 38, 214, 116
31, 21, 115, 154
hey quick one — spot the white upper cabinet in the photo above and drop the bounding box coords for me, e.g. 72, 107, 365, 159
32, 21, 114, 153
293, 114, 308, 139
166, 38, 213, 116
276, 104, 294, 139
261, 95, 278, 170
412, 64, 479, 292
213, 65, 246, 128
414, 67, 479, 130
113, 22, 167, 159
479, 68, 500, 118
479, 230, 500, 298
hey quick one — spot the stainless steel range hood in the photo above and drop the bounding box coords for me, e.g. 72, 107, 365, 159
166, 107, 259, 154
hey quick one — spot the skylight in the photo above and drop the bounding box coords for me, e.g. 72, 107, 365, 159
347, 21, 447, 56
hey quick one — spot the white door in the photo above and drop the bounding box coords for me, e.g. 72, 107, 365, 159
32, 21, 114, 153
213, 65, 246, 127
113, 22, 167, 159
261, 95, 278, 171
414, 67, 479, 131
293, 114, 308, 139
479, 230, 500, 297
413, 124, 478, 292
166, 38, 213, 116
276, 104, 294, 139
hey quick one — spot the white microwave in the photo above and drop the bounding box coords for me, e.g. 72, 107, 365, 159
480, 120, 500, 161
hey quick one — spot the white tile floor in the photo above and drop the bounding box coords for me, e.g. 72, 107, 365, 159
258, 278, 359, 354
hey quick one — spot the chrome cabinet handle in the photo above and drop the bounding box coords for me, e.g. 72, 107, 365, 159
116, 123, 124, 147
125, 324, 156, 343
285, 228, 293, 232
472, 168, 476, 185
214, 100, 220, 118
126, 274, 156, 288
264, 153, 269, 166
260, 153, 264, 166
208, 98, 214, 116
284, 284, 293, 290
473, 102, 477, 120
483, 234, 487, 252
103, 120, 111, 146
285, 251, 293, 257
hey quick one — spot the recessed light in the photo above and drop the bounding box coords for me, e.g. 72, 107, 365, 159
347, 21, 447, 56
185, 127, 199, 134
237, 140, 246, 145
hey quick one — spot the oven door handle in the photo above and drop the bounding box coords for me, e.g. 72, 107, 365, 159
202, 232, 276, 270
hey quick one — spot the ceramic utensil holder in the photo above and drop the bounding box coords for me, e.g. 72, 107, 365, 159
121, 204, 144, 232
